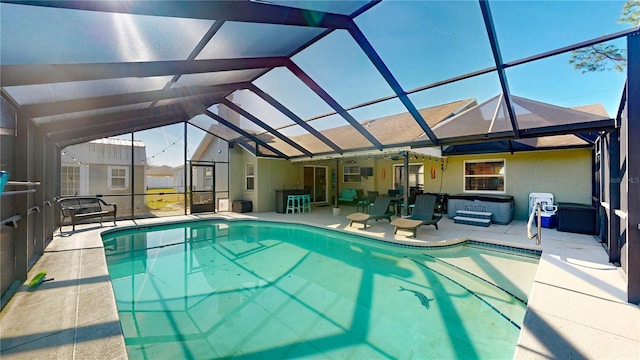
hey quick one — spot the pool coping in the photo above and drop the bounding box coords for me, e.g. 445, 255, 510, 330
101, 216, 543, 254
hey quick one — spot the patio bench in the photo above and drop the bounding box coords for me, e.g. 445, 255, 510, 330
56, 196, 117, 231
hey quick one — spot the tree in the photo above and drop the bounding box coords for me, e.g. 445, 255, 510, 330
569, 45, 626, 73
569, 0, 639, 73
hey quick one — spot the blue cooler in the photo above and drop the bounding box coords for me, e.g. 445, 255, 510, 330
539, 211, 557, 228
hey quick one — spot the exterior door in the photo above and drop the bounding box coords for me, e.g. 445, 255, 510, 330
314, 167, 327, 202
393, 163, 425, 191
304, 166, 328, 203
190, 162, 215, 214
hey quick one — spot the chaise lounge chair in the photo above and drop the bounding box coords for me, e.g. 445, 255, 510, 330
390, 194, 442, 237
346, 196, 394, 229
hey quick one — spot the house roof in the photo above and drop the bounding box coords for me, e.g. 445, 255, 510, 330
62, 138, 146, 166
416, 95, 611, 145
1, 1, 629, 160
255, 99, 476, 157
146, 165, 177, 176
441, 101, 609, 155
236, 95, 604, 159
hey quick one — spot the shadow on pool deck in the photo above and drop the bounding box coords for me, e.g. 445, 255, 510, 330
1, 205, 638, 359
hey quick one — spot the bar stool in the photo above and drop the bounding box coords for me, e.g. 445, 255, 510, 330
301, 194, 312, 213
286, 194, 300, 214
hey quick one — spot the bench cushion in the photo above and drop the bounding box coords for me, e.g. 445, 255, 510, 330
338, 189, 356, 201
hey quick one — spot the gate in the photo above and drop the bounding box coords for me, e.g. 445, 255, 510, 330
190, 162, 215, 214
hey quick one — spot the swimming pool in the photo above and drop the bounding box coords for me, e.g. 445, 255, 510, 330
102, 220, 540, 359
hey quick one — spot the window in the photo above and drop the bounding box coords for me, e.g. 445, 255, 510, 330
108, 166, 129, 190
245, 163, 255, 191
393, 163, 424, 190
464, 159, 505, 192
343, 166, 361, 183
205, 168, 213, 189
61, 165, 80, 196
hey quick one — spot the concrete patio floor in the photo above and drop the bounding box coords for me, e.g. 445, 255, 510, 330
1, 205, 638, 359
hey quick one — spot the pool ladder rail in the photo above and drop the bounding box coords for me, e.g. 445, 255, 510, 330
0, 173, 40, 196
527, 202, 542, 245
0, 172, 43, 229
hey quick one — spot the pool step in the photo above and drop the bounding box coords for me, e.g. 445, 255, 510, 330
454, 210, 492, 227
455, 210, 492, 219
453, 216, 491, 227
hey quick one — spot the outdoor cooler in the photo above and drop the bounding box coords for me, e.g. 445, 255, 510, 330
529, 192, 557, 229
538, 210, 557, 228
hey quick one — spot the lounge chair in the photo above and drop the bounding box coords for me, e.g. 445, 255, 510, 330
346, 196, 394, 229
390, 194, 442, 237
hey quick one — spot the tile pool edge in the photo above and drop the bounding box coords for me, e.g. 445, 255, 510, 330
100, 215, 542, 257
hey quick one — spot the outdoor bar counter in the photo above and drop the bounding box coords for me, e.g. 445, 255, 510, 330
275, 189, 308, 213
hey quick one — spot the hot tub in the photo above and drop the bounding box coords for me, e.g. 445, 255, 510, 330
447, 194, 514, 224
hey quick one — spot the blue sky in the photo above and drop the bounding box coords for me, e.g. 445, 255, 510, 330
149, 0, 632, 166
271, 0, 629, 115
2, 1, 632, 167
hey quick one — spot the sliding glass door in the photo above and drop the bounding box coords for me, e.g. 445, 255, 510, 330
304, 166, 328, 203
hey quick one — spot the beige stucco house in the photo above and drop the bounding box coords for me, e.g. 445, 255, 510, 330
201, 95, 604, 221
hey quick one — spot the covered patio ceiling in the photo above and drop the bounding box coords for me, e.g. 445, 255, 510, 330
1, 0, 634, 160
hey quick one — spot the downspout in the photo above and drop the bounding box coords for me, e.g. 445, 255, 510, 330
403, 150, 410, 217
334, 158, 339, 209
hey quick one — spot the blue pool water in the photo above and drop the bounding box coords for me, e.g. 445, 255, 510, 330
102, 220, 540, 360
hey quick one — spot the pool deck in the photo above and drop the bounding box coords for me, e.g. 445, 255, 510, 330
1, 205, 638, 359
